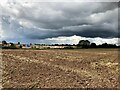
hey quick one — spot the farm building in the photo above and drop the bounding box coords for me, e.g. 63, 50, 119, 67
22, 44, 31, 49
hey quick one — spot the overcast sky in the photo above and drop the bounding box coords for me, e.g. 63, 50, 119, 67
0, 1, 119, 45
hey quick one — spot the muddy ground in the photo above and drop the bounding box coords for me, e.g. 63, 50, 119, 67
1, 49, 119, 89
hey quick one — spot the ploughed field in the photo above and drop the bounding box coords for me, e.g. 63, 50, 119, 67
1, 49, 119, 88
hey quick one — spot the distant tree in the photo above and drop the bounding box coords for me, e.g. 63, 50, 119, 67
18, 42, 20, 44
23, 44, 26, 46
19, 45, 22, 48
2, 40, 7, 45
108, 44, 117, 48
90, 43, 96, 48
77, 40, 90, 48
64, 44, 71, 46
8, 42, 17, 49
101, 43, 108, 48
55, 44, 59, 46
10, 42, 14, 46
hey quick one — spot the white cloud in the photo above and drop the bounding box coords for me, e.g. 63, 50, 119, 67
19, 19, 33, 28
45, 35, 119, 45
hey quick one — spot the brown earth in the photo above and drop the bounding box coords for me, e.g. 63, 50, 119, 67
1, 49, 120, 88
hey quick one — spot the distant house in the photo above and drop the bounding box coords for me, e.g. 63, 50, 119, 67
22, 44, 31, 49
26, 44, 31, 48
31, 44, 40, 48
49, 46, 65, 49
22, 44, 26, 48
15, 44, 20, 48
2, 42, 11, 47
30, 45, 66, 49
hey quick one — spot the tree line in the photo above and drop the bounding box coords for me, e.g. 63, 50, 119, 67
1, 40, 119, 49
77, 40, 119, 48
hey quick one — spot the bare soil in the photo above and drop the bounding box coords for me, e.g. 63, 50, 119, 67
1, 49, 119, 88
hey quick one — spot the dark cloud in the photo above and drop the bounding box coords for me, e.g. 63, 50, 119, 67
0, 2, 119, 44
